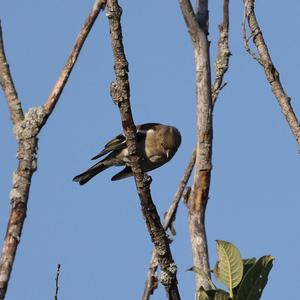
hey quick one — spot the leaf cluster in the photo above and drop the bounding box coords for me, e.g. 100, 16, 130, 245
189, 240, 274, 300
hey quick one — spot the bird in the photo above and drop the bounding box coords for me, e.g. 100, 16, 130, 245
73, 123, 181, 185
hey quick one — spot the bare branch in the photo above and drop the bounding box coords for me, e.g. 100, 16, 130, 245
212, 0, 231, 105
243, 0, 300, 147
142, 149, 196, 300
178, 0, 213, 290
54, 264, 61, 300
0, 107, 46, 300
0, 2, 105, 298
106, 1, 180, 299
43, 0, 107, 116
0, 22, 24, 124
164, 149, 196, 231
242, 12, 262, 64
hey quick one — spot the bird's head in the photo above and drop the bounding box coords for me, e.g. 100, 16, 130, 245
160, 126, 182, 160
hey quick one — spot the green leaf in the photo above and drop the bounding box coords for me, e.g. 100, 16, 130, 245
233, 258, 257, 297
236, 255, 274, 300
214, 240, 244, 297
243, 258, 257, 276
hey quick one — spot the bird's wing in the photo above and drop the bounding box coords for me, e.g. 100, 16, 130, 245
91, 134, 126, 160
91, 123, 161, 160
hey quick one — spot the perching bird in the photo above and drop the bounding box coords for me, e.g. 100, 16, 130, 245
73, 123, 181, 185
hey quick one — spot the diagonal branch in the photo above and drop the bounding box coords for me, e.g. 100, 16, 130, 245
0, 22, 24, 125
0, 2, 106, 299
44, 0, 107, 117
243, 0, 300, 147
142, 149, 196, 300
106, 1, 181, 299
212, 0, 231, 106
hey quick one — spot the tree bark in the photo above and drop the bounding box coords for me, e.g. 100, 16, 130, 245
106, 1, 181, 299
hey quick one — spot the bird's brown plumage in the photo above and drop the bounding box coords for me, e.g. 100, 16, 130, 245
73, 123, 181, 185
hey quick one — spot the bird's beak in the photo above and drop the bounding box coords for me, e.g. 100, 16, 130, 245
166, 149, 171, 159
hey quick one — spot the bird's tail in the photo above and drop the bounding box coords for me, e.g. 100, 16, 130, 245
73, 162, 109, 185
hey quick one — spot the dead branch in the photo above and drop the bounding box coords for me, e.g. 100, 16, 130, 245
0, 22, 24, 125
0, 2, 106, 298
142, 149, 196, 300
178, 0, 213, 290
106, 1, 181, 299
243, 0, 300, 147
44, 0, 107, 116
212, 0, 231, 105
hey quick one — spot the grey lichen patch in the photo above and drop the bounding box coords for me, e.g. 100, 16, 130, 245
9, 189, 22, 203
160, 263, 177, 286
13, 106, 47, 141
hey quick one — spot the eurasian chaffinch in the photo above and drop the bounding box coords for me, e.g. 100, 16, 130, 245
73, 123, 181, 185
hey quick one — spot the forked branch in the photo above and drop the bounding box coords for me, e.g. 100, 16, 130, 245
0, 2, 106, 298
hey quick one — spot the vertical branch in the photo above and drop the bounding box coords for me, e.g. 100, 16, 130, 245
0, 2, 106, 299
212, 0, 230, 105
106, 1, 181, 299
189, 0, 212, 289
243, 0, 300, 147
179, 0, 212, 290
0, 107, 46, 300
179, 0, 230, 290
54, 264, 61, 300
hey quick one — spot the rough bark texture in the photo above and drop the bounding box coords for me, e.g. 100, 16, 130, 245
243, 0, 300, 146
0, 2, 106, 298
179, 0, 230, 291
212, 0, 230, 105
0, 108, 45, 299
178, 0, 212, 290
142, 150, 196, 300
106, 1, 181, 299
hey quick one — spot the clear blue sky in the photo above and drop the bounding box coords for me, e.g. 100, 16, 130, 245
1, 1, 299, 299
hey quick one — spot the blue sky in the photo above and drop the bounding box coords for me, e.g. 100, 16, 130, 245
0, 1, 299, 299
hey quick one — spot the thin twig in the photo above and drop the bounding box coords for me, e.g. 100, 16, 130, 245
106, 1, 181, 299
142, 149, 196, 300
212, 0, 231, 105
242, 9, 261, 64
0, 22, 24, 124
43, 0, 107, 116
243, 0, 300, 147
54, 264, 61, 300
0, 2, 105, 299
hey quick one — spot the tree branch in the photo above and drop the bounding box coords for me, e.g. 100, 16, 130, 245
43, 0, 107, 117
142, 149, 196, 300
0, 22, 24, 125
243, 0, 300, 147
178, 0, 213, 290
106, 1, 181, 299
212, 0, 230, 105
0, 2, 106, 298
